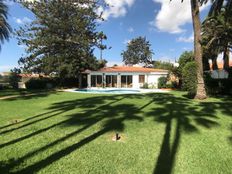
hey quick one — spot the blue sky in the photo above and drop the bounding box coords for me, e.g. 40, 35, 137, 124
0, 0, 210, 72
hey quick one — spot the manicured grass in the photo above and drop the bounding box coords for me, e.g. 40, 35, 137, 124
0, 89, 57, 98
0, 91, 231, 174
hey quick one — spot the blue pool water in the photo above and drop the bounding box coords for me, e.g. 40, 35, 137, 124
74, 89, 141, 94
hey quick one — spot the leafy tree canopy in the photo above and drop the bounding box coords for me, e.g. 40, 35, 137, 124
153, 61, 174, 71
172, 51, 194, 79
121, 37, 153, 66
0, 0, 12, 50
16, 0, 107, 78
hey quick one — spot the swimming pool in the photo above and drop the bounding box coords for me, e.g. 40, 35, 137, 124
64, 88, 170, 94
73, 89, 141, 94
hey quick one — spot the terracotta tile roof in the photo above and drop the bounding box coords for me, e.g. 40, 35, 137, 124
209, 60, 232, 70
91, 66, 169, 73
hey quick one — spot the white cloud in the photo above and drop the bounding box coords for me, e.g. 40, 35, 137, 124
177, 34, 194, 43
127, 27, 134, 33
98, 0, 135, 20
150, 0, 210, 34
14, 17, 32, 25
123, 39, 131, 44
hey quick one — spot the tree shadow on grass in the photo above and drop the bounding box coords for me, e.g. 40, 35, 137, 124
0, 94, 148, 173
0, 93, 231, 173
2, 90, 59, 101
145, 93, 220, 174
229, 125, 232, 144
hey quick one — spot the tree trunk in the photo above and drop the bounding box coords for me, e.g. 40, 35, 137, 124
190, 0, 207, 99
223, 45, 229, 70
212, 55, 218, 70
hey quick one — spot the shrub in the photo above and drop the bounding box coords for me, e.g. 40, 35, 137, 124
204, 73, 232, 95
182, 62, 197, 96
158, 76, 167, 89
55, 77, 79, 88
142, 82, 149, 89
25, 78, 57, 89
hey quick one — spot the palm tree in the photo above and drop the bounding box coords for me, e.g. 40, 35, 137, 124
172, 0, 230, 99
190, 0, 207, 99
202, 1, 232, 70
171, 0, 208, 99
0, 0, 12, 50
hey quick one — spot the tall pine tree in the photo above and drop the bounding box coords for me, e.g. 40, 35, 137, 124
16, 0, 106, 78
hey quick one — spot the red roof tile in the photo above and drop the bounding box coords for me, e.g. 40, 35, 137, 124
209, 60, 232, 70
93, 66, 168, 73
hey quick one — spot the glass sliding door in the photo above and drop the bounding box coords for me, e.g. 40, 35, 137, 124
91, 75, 102, 87
106, 75, 111, 87
96, 75, 102, 87
112, 75, 117, 87
91, 75, 96, 87
121, 75, 127, 88
127, 75, 133, 88
121, 75, 133, 88
106, 75, 118, 87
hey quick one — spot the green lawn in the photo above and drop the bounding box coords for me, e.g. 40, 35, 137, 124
0, 91, 231, 174
0, 89, 56, 98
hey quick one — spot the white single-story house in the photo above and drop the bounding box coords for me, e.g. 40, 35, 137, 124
81, 66, 168, 89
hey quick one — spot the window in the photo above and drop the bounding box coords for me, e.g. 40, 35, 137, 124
91, 75, 102, 87
112, 75, 117, 87
121, 75, 133, 88
96, 75, 102, 87
139, 75, 145, 83
121, 75, 127, 88
106, 75, 111, 87
127, 75, 133, 88
91, 75, 96, 87
105, 75, 118, 87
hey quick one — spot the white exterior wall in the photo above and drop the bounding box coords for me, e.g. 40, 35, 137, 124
87, 72, 168, 89
132, 74, 139, 88
147, 74, 167, 88
211, 70, 229, 79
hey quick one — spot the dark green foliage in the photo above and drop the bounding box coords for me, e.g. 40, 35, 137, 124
0, 0, 12, 50
182, 62, 197, 96
204, 72, 232, 95
153, 61, 173, 71
158, 77, 167, 89
55, 77, 79, 88
201, 0, 232, 70
172, 51, 194, 78
91, 59, 107, 70
142, 82, 149, 89
178, 51, 194, 74
25, 77, 80, 89
172, 51, 194, 89
9, 68, 21, 89
121, 37, 153, 66
16, 0, 106, 78
25, 78, 57, 89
